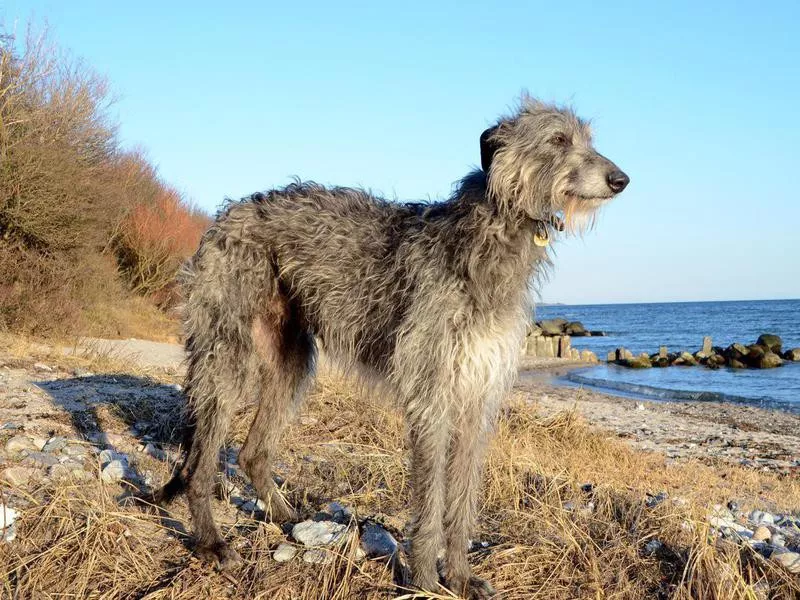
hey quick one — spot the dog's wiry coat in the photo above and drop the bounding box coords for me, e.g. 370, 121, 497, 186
150, 97, 628, 598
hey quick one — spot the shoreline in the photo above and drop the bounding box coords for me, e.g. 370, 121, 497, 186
517, 358, 800, 474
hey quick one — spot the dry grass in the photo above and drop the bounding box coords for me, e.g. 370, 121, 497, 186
1, 364, 798, 599
0, 24, 207, 339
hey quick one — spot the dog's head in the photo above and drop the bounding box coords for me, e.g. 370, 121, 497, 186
481, 96, 628, 233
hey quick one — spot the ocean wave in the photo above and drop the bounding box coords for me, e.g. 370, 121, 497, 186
563, 372, 795, 411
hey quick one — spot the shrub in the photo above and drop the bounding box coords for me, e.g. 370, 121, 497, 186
0, 24, 208, 337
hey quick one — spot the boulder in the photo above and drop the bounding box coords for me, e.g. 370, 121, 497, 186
564, 321, 588, 336
615, 348, 634, 362
758, 352, 783, 369
538, 319, 566, 336
672, 352, 697, 366
558, 336, 571, 359
729, 358, 746, 369
707, 354, 727, 367
783, 348, 800, 361
756, 334, 782, 354
526, 323, 542, 338
579, 350, 598, 363
745, 345, 767, 367
621, 354, 652, 369
724, 343, 749, 361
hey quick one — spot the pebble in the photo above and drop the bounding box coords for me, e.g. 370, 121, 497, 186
752, 526, 771, 541
33, 362, 53, 372
101, 459, 127, 483
0, 423, 22, 431
771, 550, 800, 574
302, 548, 333, 564
749, 510, 775, 525
2, 467, 39, 486
770, 533, 786, 547
240, 498, 267, 513
360, 521, 398, 558
273, 543, 298, 562
646, 491, 668, 508
21, 451, 60, 468
643, 539, 663, 556
42, 437, 68, 453
62, 444, 88, 458
292, 520, 347, 547
48, 464, 90, 481
6, 436, 40, 455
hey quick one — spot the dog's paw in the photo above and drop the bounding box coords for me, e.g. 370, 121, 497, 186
196, 542, 242, 571
464, 576, 497, 599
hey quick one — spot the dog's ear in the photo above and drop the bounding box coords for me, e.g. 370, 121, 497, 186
480, 125, 500, 172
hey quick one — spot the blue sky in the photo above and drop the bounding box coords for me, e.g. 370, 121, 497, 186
4, 1, 799, 304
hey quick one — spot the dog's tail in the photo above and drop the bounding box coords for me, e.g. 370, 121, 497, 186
147, 198, 277, 506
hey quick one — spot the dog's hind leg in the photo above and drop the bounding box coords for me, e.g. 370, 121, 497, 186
238, 310, 316, 522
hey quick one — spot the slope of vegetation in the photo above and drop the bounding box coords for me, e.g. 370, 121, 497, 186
0, 25, 209, 339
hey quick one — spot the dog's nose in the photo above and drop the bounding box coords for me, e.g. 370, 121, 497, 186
607, 170, 629, 193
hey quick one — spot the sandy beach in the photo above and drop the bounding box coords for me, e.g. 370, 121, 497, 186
518, 358, 800, 475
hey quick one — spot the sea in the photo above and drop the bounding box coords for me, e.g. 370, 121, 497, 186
535, 299, 800, 412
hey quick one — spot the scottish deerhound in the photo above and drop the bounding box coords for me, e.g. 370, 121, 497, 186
149, 97, 628, 598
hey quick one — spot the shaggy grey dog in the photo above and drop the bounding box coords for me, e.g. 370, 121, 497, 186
149, 97, 628, 598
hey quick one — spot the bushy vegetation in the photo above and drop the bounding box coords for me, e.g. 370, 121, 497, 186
0, 25, 209, 338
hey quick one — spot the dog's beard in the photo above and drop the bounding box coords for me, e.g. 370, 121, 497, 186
558, 194, 603, 235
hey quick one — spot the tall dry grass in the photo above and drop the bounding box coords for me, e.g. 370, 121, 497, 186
0, 24, 209, 338
1, 368, 797, 599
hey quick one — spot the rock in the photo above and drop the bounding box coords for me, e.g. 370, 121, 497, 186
2, 467, 39, 486
33, 362, 53, 372
42, 437, 68, 453
658, 346, 668, 359
302, 548, 333, 564
72, 367, 93, 377
771, 533, 786, 547
621, 354, 652, 369
570, 348, 581, 361
101, 459, 127, 483
538, 319, 566, 336
752, 526, 771, 541
1, 504, 18, 530
558, 336, 571, 359
5, 436, 40, 455
726, 500, 739, 513
564, 321, 588, 336
273, 543, 298, 562
1, 504, 17, 543
579, 350, 597, 363
783, 348, 800, 361
0, 423, 22, 431
615, 348, 634, 361
672, 352, 697, 366
708, 354, 726, 366
724, 343, 749, 360
771, 550, 800, 574
729, 358, 746, 369
292, 520, 347, 547
756, 334, 782, 354
99, 449, 127, 466
48, 464, 88, 481
606, 350, 616, 362
62, 444, 88, 458
643, 539, 663, 556
360, 522, 398, 558
646, 491, 668, 508
21, 452, 60, 468
702, 336, 713, 355
749, 510, 775, 525
758, 352, 783, 369
589, 330, 606, 337
745, 344, 767, 366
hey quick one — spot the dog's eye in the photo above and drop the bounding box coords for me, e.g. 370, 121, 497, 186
550, 134, 570, 146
